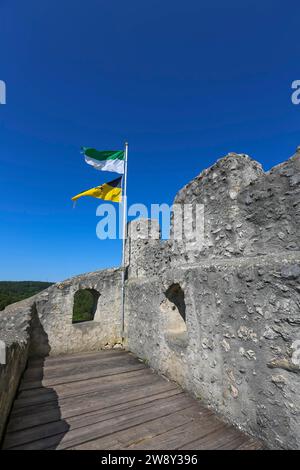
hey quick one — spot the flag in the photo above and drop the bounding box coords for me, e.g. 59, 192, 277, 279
82, 147, 124, 174
72, 176, 122, 203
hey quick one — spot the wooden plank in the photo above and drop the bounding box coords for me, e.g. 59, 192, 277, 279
22, 353, 142, 386
7, 386, 181, 434
11, 378, 170, 423
25, 357, 122, 380
71, 406, 212, 450
20, 364, 145, 390
217, 433, 249, 450
16, 366, 155, 403
59, 402, 212, 451
25, 349, 136, 376
128, 413, 222, 450
28, 349, 127, 369
13, 365, 148, 408
4, 393, 192, 449
3, 350, 263, 451
10, 376, 178, 419
233, 436, 264, 450
181, 424, 245, 450
5, 397, 197, 450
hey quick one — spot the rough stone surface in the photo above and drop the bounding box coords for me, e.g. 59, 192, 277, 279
124, 150, 300, 450
125, 255, 300, 449
0, 268, 122, 440
0, 299, 33, 440
32, 268, 122, 356
1, 150, 300, 449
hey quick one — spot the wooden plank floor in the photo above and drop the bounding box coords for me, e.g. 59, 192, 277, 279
2, 350, 263, 450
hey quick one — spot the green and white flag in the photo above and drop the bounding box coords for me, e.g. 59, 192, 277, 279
82, 147, 124, 174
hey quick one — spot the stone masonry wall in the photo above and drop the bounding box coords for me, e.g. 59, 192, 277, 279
0, 268, 122, 441
125, 255, 300, 450
33, 268, 122, 356
0, 300, 33, 440
126, 150, 300, 272
1, 149, 300, 449
124, 150, 300, 449
172, 150, 300, 260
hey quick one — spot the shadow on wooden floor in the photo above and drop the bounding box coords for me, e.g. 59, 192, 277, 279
2, 306, 70, 450
2, 315, 264, 450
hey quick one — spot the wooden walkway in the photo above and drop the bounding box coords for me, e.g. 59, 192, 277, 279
2, 350, 263, 450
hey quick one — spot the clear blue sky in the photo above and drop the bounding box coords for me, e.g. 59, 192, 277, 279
0, 0, 299, 281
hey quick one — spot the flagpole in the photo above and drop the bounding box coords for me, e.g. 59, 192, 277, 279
121, 141, 128, 340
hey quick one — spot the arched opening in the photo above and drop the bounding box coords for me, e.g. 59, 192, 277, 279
72, 288, 100, 323
160, 283, 188, 348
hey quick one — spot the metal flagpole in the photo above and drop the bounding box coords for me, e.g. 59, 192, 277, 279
120, 141, 128, 340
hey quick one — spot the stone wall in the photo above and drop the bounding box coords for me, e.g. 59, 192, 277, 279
125, 255, 300, 450
124, 150, 300, 449
32, 268, 122, 356
1, 149, 300, 449
126, 150, 300, 272
172, 150, 300, 260
0, 268, 122, 441
0, 299, 32, 440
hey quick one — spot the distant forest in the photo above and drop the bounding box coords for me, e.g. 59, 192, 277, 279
0, 281, 53, 311
72, 289, 98, 323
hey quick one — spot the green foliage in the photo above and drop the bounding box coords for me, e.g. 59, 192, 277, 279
0, 281, 53, 311
72, 289, 98, 323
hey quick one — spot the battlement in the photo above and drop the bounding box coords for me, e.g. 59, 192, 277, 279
1, 149, 300, 449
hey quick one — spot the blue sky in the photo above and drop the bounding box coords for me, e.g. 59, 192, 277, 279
0, 0, 299, 281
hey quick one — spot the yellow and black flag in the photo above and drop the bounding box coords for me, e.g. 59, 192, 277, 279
72, 176, 122, 204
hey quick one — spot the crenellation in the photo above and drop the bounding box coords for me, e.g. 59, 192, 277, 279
1, 150, 300, 448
